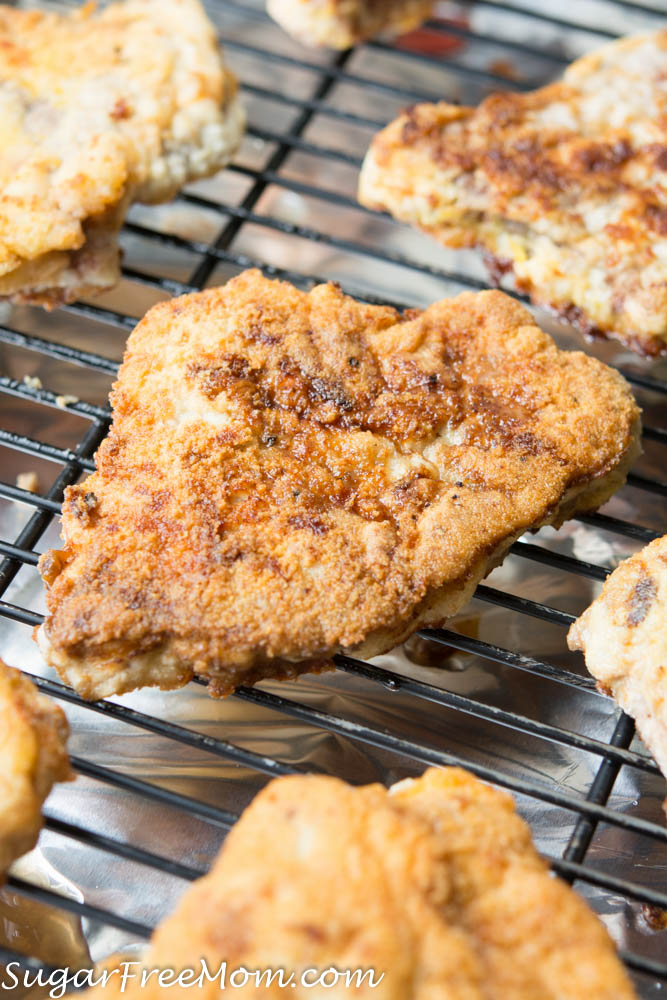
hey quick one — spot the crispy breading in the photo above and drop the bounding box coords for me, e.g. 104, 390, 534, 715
82, 768, 637, 999
0, 0, 244, 307
266, 0, 433, 48
0, 659, 71, 879
37, 270, 640, 700
568, 534, 667, 792
358, 30, 667, 356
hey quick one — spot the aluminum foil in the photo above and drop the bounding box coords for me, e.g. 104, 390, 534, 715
0, 0, 666, 995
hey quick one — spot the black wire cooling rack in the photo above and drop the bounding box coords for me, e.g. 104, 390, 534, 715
0, 0, 666, 994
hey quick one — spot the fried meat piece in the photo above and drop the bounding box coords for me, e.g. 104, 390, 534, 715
82, 768, 637, 999
0, 659, 71, 879
266, 0, 433, 48
358, 30, 667, 356
37, 269, 640, 700
0, 0, 244, 307
568, 534, 667, 788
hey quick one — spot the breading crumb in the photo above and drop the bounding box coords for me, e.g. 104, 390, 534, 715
55, 394, 79, 409
16, 471, 39, 494
642, 904, 667, 932
23, 375, 43, 391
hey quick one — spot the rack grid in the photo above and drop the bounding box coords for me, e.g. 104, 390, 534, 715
0, 0, 666, 994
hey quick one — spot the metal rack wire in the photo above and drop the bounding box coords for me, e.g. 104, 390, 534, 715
0, 0, 666, 994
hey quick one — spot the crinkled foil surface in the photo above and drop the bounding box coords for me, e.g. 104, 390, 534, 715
0, 0, 666, 995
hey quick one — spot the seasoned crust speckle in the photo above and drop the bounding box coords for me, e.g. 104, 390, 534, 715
568, 535, 667, 792
358, 30, 667, 356
0, 659, 72, 878
0, 0, 244, 306
37, 270, 640, 700
266, 0, 433, 48
82, 768, 637, 1000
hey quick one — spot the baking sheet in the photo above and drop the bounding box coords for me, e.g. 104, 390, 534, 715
0, 0, 666, 995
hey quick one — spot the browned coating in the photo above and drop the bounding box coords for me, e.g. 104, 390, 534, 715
0, 659, 72, 878
0, 0, 243, 306
38, 270, 640, 700
266, 0, 433, 49
358, 31, 667, 356
568, 534, 667, 794
82, 768, 637, 999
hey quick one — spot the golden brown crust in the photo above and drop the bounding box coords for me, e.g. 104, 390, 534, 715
568, 534, 667, 787
266, 0, 433, 48
0, 659, 72, 879
83, 768, 637, 999
0, 0, 244, 306
37, 270, 640, 700
358, 30, 667, 356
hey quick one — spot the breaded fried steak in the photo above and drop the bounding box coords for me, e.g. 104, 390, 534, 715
0, 0, 244, 307
82, 768, 637, 999
266, 0, 433, 48
568, 535, 667, 792
37, 270, 640, 700
358, 30, 667, 356
0, 660, 71, 878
